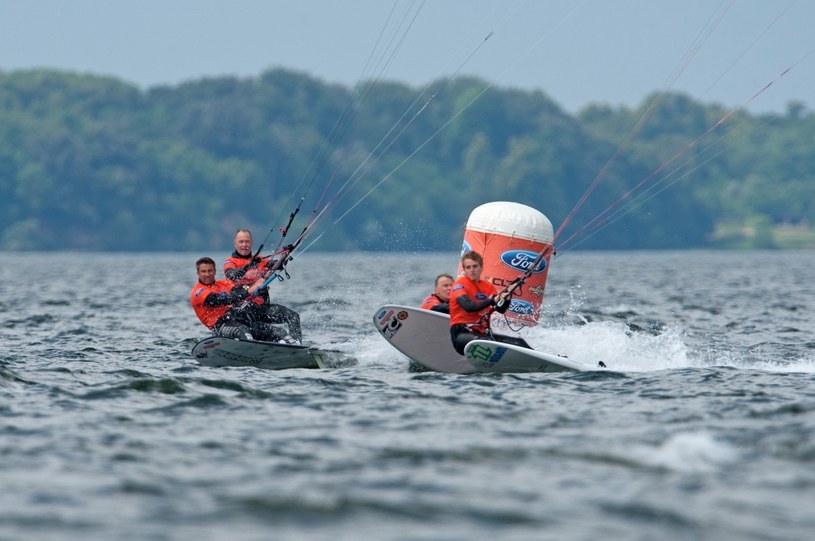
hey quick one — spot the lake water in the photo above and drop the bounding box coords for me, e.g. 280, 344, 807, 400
1, 251, 813, 540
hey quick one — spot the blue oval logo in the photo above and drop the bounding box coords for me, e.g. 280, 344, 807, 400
509, 299, 536, 315
500, 250, 546, 274
461, 240, 472, 254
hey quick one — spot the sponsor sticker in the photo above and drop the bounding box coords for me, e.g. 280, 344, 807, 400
376, 309, 395, 327
500, 250, 546, 274
467, 343, 507, 363
528, 285, 545, 297
382, 313, 402, 338
509, 299, 535, 315
214, 349, 260, 365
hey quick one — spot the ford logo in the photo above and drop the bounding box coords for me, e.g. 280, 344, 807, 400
509, 299, 536, 315
500, 250, 546, 274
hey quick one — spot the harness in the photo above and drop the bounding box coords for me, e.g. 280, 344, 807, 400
453, 314, 493, 337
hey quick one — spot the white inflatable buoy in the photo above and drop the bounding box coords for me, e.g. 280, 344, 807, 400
460, 201, 554, 328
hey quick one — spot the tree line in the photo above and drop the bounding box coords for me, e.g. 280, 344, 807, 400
1, 67, 813, 252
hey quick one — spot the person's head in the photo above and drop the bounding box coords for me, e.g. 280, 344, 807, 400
233, 229, 253, 256
196, 256, 217, 285
433, 273, 454, 301
460, 250, 484, 281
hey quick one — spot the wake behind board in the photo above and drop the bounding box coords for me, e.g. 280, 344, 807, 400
191, 336, 356, 370
373, 305, 477, 373
464, 339, 589, 373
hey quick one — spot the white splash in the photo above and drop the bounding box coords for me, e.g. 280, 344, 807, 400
522, 320, 692, 372
631, 431, 740, 473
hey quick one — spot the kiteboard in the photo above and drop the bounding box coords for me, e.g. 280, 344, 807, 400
190, 336, 357, 370
373, 304, 602, 374
464, 339, 589, 373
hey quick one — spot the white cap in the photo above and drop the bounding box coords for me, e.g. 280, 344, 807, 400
466, 201, 553, 243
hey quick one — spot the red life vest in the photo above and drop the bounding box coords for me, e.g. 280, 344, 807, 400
190, 279, 234, 328
449, 276, 497, 328
420, 294, 445, 310
224, 253, 271, 305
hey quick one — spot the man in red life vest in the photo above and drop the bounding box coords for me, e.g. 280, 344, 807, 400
420, 273, 453, 313
191, 256, 282, 341
224, 229, 273, 299
449, 250, 529, 355
223, 229, 302, 343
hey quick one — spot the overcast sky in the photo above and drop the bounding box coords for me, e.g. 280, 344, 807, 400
1, 0, 812, 114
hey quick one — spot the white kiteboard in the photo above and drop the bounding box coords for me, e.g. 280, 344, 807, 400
464, 339, 589, 373
190, 336, 357, 370
373, 304, 604, 374
372, 305, 478, 373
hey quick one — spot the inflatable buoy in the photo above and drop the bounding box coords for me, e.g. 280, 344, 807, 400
460, 201, 553, 328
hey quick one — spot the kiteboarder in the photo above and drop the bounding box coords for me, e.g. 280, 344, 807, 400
223, 229, 302, 343
449, 250, 515, 355
191, 256, 295, 343
420, 273, 453, 313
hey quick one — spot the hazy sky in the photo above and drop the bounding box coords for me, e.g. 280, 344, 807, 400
1, 0, 812, 114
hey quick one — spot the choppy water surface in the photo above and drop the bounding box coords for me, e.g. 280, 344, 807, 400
1, 251, 813, 541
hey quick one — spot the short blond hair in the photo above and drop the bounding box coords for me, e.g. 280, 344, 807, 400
460, 250, 483, 266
